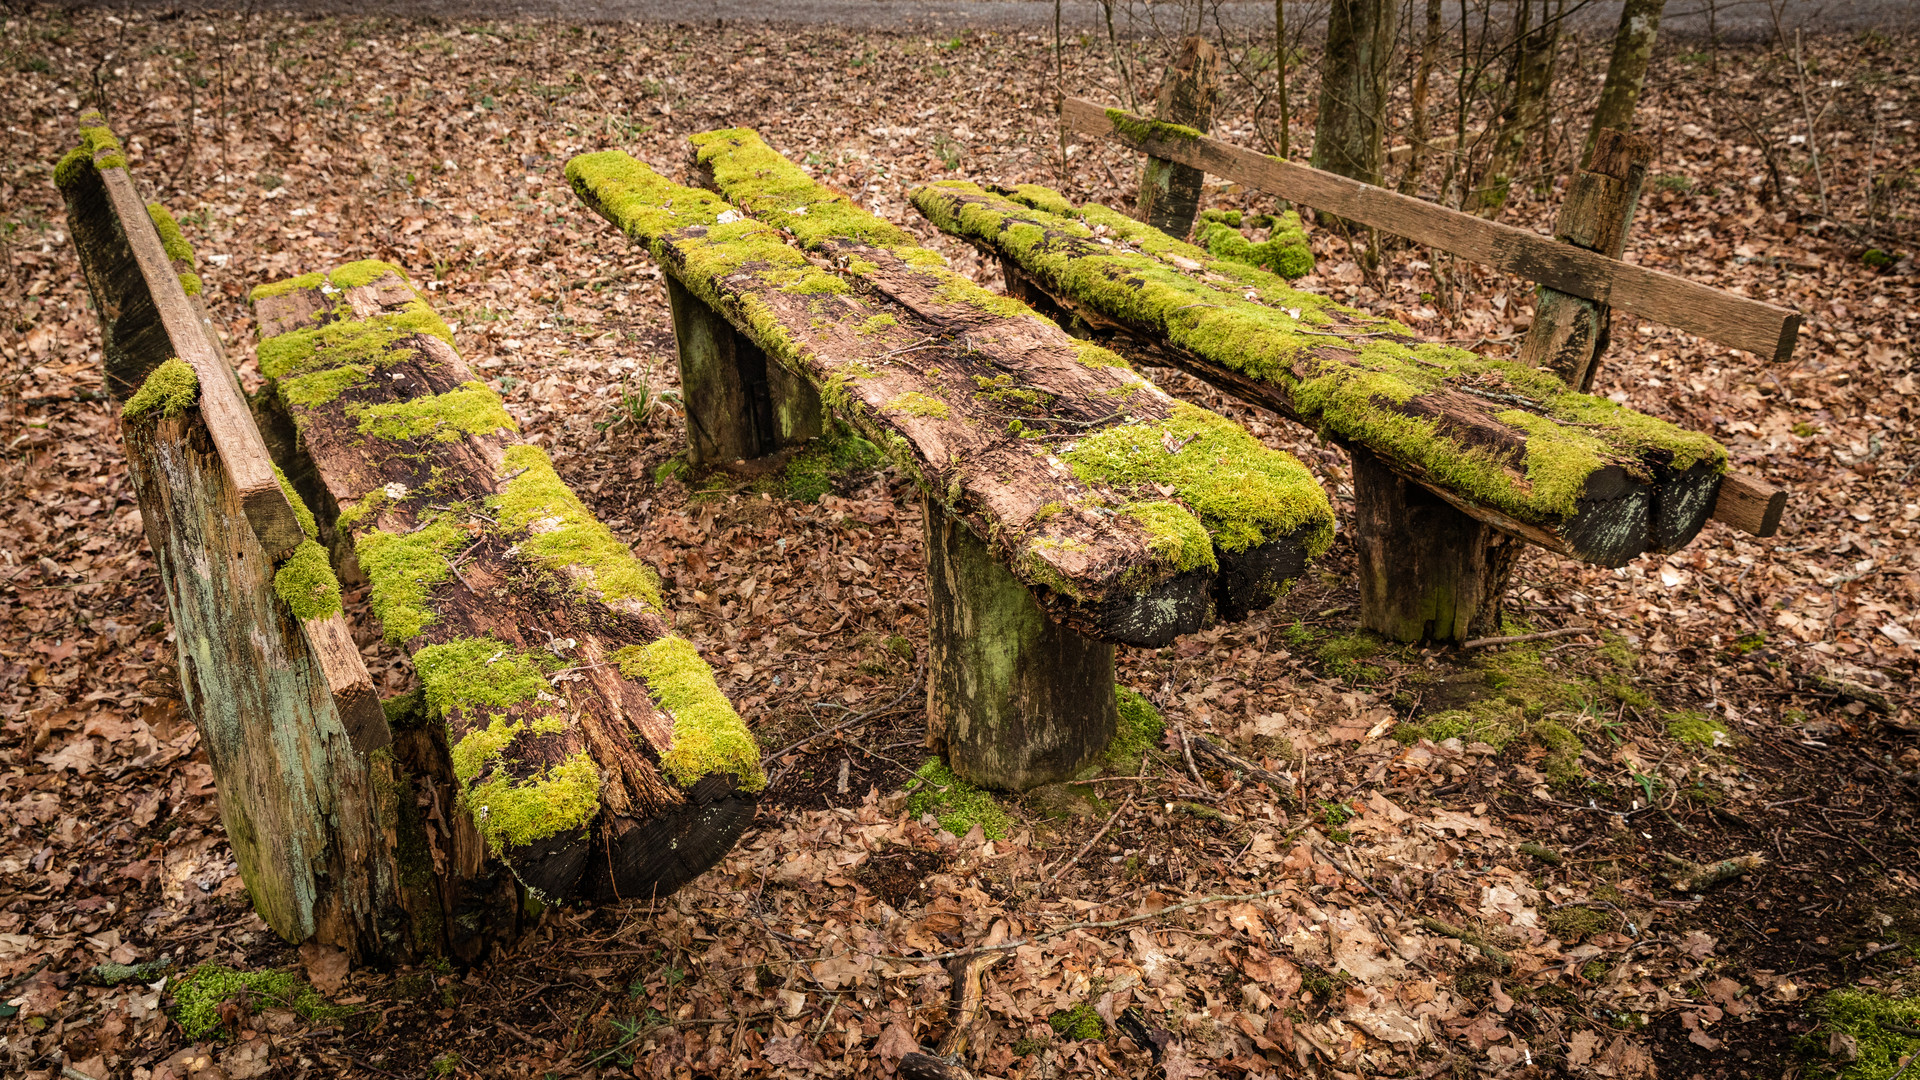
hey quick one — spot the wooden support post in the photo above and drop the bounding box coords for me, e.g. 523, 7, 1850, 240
1349, 447, 1522, 642
1135, 36, 1219, 240
924, 499, 1117, 792
664, 273, 822, 466
1518, 128, 1653, 390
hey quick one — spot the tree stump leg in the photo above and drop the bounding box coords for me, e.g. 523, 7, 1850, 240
665, 273, 819, 465
923, 499, 1117, 792
1350, 447, 1520, 643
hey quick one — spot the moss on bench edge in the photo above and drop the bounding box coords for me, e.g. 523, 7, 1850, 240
145, 202, 204, 296
688, 131, 1333, 572
121, 357, 200, 422
1065, 401, 1334, 564
913, 181, 1727, 523
273, 541, 343, 621
614, 637, 767, 792
687, 128, 1026, 322
52, 110, 127, 189
251, 260, 454, 383
353, 381, 517, 443
417, 635, 600, 858
1104, 108, 1206, 147
493, 445, 664, 613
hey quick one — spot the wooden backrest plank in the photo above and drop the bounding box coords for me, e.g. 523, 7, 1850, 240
1064, 98, 1801, 364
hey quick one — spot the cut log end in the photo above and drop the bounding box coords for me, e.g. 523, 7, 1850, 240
582, 775, 759, 903
1711, 471, 1787, 539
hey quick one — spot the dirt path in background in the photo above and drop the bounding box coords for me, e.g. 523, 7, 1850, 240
62, 0, 1920, 40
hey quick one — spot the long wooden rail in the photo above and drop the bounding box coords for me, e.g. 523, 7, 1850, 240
1065, 98, 1802, 365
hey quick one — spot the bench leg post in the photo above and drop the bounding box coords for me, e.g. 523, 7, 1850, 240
1136, 36, 1219, 240
923, 499, 1117, 792
1350, 447, 1520, 643
665, 273, 821, 465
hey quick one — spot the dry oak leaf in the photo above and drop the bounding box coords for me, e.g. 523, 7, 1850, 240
874, 1022, 921, 1073
763, 1035, 822, 1072
298, 942, 350, 995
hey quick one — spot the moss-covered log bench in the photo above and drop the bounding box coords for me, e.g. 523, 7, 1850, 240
568, 129, 1335, 791
913, 180, 1753, 642
58, 115, 529, 964
249, 259, 765, 905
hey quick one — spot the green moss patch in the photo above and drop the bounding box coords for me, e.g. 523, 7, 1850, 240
913, 181, 1727, 526
1061, 401, 1334, 559
886, 391, 949, 420
354, 381, 516, 443
353, 518, 463, 644
273, 540, 343, 621
1667, 710, 1731, 748
492, 444, 663, 611
1105, 107, 1203, 145
122, 357, 199, 422
905, 758, 1013, 839
763, 428, 883, 502
146, 201, 204, 296
1107, 687, 1166, 774
53, 110, 127, 188
614, 636, 765, 791
168, 965, 344, 1040
1049, 1001, 1107, 1040
271, 464, 319, 541
464, 749, 601, 856
1194, 214, 1314, 279
1810, 981, 1920, 1079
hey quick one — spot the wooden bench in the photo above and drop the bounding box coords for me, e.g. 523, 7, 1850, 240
568, 129, 1337, 791
913, 108, 1792, 643
249, 260, 765, 905
57, 113, 502, 964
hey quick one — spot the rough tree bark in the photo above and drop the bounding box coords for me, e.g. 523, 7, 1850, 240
1519, 127, 1653, 390
1478, 0, 1563, 218
1395, 0, 1445, 196
1135, 36, 1219, 239
1311, 0, 1401, 186
1585, 0, 1667, 164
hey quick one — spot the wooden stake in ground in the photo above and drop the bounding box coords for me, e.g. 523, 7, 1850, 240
1135, 36, 1218, 240
1585, 0, 1668, 164
1519, 127, 1653, 390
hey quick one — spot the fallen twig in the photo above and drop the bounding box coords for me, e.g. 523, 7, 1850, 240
1661, 851, 1765, 893
880, 885, 1295, 964
1042, 794, 1133, 878
1418, 916, 1513, 972
1461, 626, 1588, 650
936, 920, 1009, 1060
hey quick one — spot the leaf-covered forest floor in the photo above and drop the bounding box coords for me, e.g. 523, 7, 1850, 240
3, 9, 1918, 1080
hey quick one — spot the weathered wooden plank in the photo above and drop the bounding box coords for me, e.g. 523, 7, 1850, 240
115, 364, 504, 963
913, 180, 1731, 569
1063, 98, 1801, 364
1710, 472, 1787, 539
251, 262, 763, 902
573, 140, 1335, 650
55, 111, 306, 560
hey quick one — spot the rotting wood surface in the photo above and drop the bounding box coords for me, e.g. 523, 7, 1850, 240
252, 267, 761, 903
572, 142, 1335, 646
914, 180, 1730, 568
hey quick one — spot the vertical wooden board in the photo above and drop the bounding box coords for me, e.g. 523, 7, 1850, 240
924, 499, 1117, 792
60, 164, 174, 399
666, 273, 765, 465
1350, 448, 1521, 643
1136, 36, 1219, 239
123, 413, 401, 957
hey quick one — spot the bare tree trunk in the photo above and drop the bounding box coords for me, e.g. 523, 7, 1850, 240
1478, 0, 1561, 218
1312, 0, 1402, 185
1396, 0, 1444, 194
1585, 0, 1665, 164
1275, 0, 1291, 160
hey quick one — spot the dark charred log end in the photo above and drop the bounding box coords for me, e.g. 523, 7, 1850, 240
335, 680, 393, 756
1561, 490, 1652, 569
501, 828, 592, 902
1213, 527, 1316, 623
1053, 569, 1210, 648
1646, 458, 1724, 554
579, 774, 759, 903
1577, 463, 1637, 502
